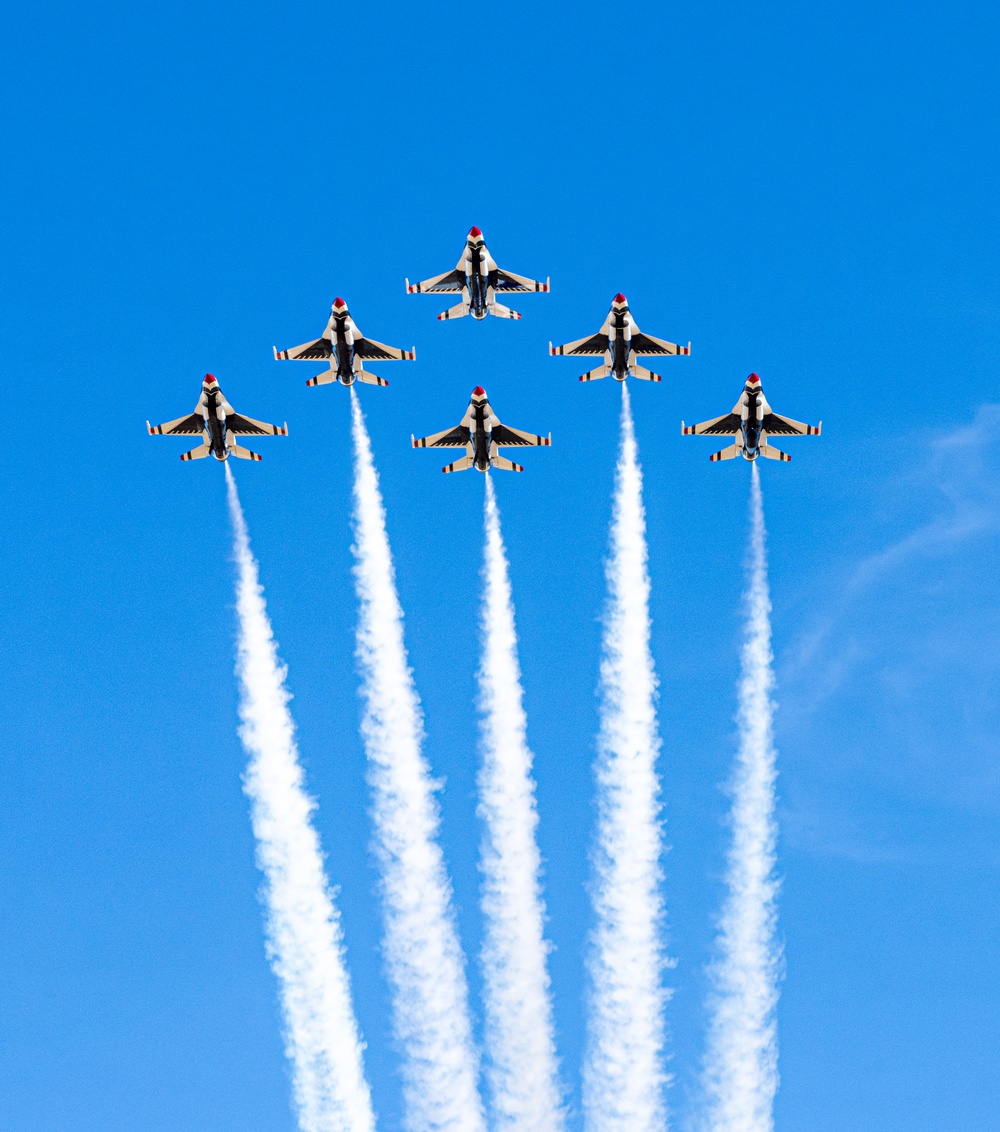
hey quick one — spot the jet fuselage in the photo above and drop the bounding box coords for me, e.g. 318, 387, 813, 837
201, 387, 230, 460
330, 315, 358, 385
467, 242, 489, 319
741, 388, 764, 460
470, 399, 493, 471
609, 310, 634, 380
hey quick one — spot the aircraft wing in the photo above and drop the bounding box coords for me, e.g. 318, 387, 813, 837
274, 337, 333, 361
630, 331, 690, 356
354, 337, 416, 362
550, 332, 608, 356
412, 424, 471, 448
147, 413, 206, 436
682, 413, 742, 436
492, 267, 550, 293
492, 424, 551, 448
762, 412, 822, 436
407, 269, 466, 294
227, 413, 288, 437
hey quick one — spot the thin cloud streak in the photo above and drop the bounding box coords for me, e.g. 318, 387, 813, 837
701, 464, 782, 1132
477, 475, 564, 1132
225, 464, 375, 1132
349, 390, 486, 1132
585, 383, 670, 1132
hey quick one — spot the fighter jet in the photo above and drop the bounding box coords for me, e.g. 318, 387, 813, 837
682, 373, 821, 462
147, 374, 288, 462
405, 227, 550, 321
273, 297, 415, 387
549, 294, 690, 382
411, 386, 551, 473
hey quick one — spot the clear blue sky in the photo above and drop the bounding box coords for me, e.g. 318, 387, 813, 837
1, 2, 998, 1130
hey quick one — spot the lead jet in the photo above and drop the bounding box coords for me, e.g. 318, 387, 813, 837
411, 386, 551, 473
147, 374, 288, 462
549, 294, 690, 382
682, 373, 821, 462
273, 297, 415, 387
405, 227, 549, 321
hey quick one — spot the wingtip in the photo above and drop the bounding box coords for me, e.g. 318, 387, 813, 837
405, 278, 411, 292
272, 346, 279, 360
548, 342, 555, 355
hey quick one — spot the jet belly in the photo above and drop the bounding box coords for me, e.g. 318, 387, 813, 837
333, 329, 355, 385
612, 334, 629, 380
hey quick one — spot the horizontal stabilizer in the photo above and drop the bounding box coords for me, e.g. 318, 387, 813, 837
306, 369, 339, 387
438, 301, 470, 321
230, 444, 262, 462
490, 302, 522, 321
442, 455, 475, 474
709, 444, 741, 462
180, 443, 211, 461
760, 445, 791, 462
580, 365, 612, 383
491, 456, 524, 473
356, 369, 389, 387
631, 364, 663, 382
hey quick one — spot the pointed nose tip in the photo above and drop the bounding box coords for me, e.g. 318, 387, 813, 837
613, 293, 627, 304
747, 372, 760, 383
469, 226, 482, 238
333, 297, 346, 309
473, 386, 486, 396
204, 373, 217, 383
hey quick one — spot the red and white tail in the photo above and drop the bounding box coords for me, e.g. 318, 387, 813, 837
579, 364, 612, 382
180, 443, 211, 461
356, 370, 389, 387
442, 455, 475, 473
438, 301, 471, 321
491, 455, 524, 473
489, 302, 522, 320
306, 369, 338, 387
709, 444, 741, 462
760, 445, 791, 462
631, 364, 663, 382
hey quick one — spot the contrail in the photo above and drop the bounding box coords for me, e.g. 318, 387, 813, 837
476, 475, 564, 1132
584, 383, 670, 1132
701, 463, 782, 1132
348, 390, 486, 1132
224, 463, 375, 1132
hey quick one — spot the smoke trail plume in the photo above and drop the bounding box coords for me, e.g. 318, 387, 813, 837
224, 464, 375, 1132
584, 384, 670, 1132
477, 475, 563, 1132
348, 390, 485, 1132
701, 463, 782, 1132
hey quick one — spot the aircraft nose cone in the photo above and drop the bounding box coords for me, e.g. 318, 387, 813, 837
473, 386, 486, 396
469, 226, 482, 238
747, 372, 760, 384
613, 293, 627, 304
204, 373, 217, 383
333, 297, 346, 309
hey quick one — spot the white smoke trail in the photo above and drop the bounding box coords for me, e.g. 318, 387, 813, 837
701, 463, 782, 1132
584, 383, 669, 1132
476, 475, 564, 1132
348, 390, 486, 1132
224, 463, 375, 1132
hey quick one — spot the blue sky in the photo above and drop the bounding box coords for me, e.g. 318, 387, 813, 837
1, 1, 998, 1129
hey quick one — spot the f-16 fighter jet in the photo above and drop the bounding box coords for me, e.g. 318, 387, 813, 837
682, 373, 821, 462
273, 297, 415, 387
549, 294, 690, 382
412, 386, 551, 473
147, 374, 288, 462
405, 227, 550, 321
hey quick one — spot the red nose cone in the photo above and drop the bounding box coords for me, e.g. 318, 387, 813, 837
333, 297, 346, 309
747, 372, 760, 384
613, 293, 627, 304
469, 226, 482, 238
204, 373, 217, 383
473, 386, 486, 396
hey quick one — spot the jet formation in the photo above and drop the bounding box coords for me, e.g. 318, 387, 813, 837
148, 226, 820, 469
